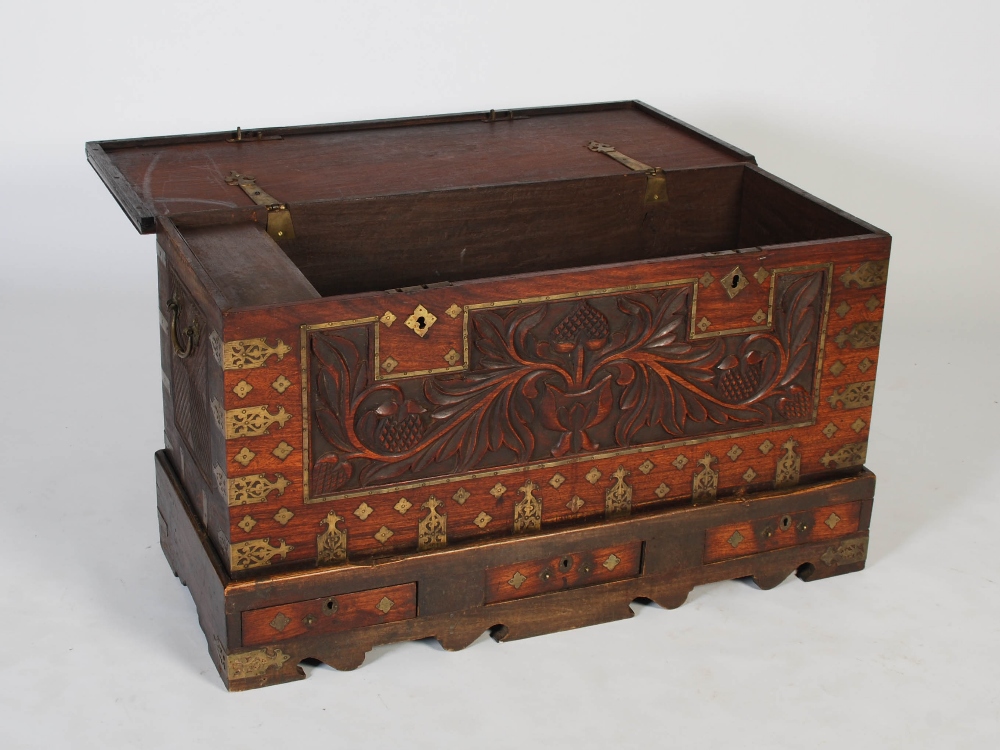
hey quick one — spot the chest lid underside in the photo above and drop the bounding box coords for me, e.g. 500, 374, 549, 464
86, 101, 755, 234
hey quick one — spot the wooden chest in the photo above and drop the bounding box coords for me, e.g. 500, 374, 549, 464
88, 101, 889, 689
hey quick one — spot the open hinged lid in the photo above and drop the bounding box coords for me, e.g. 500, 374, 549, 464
86, 101, 755, 237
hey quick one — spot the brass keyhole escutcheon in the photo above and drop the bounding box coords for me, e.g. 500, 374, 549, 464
558, 556, 572, 573
731, 274, 740, 288
779, 515, 792, 532
404, 304, 437, 338
323, 598, 339, 616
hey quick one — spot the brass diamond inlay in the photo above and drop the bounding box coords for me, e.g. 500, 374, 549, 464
823, 422, 839, 439
508, 571, 527, 589
238, 515, 256, 533
269, 612, 291, 632
354, 502, 374, 521
445, 303, 462, 319
444, 348, 460, 366
382, 356, 398, 373
742, 467, 758, 483
603, 553, 621, 571
726, 444, 743, 461
728, 530, 744, 548
672, 454, 689, 470
721, 266, 749, 299
490, 482, 507, 499
452, 487, 470, 504
654, 483, 670, 499
697, 316, 711, 332
758, 440, 774, 455
233, 380, 253, 399
394, 497, 412, 515
272, 441, 294, 460
271, 375, 292, 394
473, 511, 492, 528
380, 310, 396, 327
404, 304, 437, 338
858, 357, 873, 373
754, 266, 769, 284
851, 417, 867, 433
376, 596, 394, 614
638, 459, 654, 475
549, 473, 566, 488
825, 512, 841, 530
830, 360, 846, 377
566, 495, 584, 512
866, 295, 881, 312
233, 447, 256, 467
374, 526, 394, 544
700, 271, 715, 288
585, 467, 602, 485
273, 507, 294, 525
836, 301, 851, 318
752, 308, 767, 324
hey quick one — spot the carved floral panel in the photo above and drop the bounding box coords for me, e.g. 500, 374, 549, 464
305, 271, 827, 499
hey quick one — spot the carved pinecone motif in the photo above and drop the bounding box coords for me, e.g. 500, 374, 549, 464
378, 414, 424, 453
718, 361, 764, 402
777, 388, 811, 419
552, 302, 610, 346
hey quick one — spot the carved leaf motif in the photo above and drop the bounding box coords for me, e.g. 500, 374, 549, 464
308, 272, 827, 495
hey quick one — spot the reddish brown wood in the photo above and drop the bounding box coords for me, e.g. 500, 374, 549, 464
241, 583, 416, 646
703, 500, 861, 563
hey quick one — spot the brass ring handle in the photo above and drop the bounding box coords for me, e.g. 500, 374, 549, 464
166, 298, 198, 358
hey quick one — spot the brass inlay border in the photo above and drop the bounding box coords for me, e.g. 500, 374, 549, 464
299, 263, 834, 505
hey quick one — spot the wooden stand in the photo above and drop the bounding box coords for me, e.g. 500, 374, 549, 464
156, 450, 872, 691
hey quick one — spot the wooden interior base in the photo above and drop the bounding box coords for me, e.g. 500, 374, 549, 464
155, 450, 873, 691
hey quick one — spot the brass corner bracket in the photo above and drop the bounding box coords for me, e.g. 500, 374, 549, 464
226, 171, 295, 241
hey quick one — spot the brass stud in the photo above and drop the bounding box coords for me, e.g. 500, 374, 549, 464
865, 296, 881, 312
697, 316, 711, 332
603, 553, 621, 571
726, 444, 743, 461
354, 502, 374, 521
473, 511, 492, 528
394, 497, 412, 514
654, 482, 670, 498
233, 447, 256, 467
508, 571, 527, 589
444, 348, 460, 366
272, 441, 294, 460
836, 301, 851, 318
269, 612, 291, 632
585, 467, 602, 484
851, 418, 867, 433
380, 311, 396, 327
758, 440, 774, 455
381, 356, 398, 373
754, 266, 769, 284
549, 473, 566, 488
445, 303, 462, 319
271, 374, 292, 394
858, 357, 873, 373
727, 530, 744, 548
752, 308, 767, 324
829, 360, 846, 377
373, 526, 394, 544
825, 512, 841, 530
742, 467, 757, 483
489, 482, 506, 499
452, 487, 470, 504
376, 596, 394, 614
233, 380, 253, 399
672, 454, 689, 470
822, 422, 839, 439
566, 495, 584, 512
238, 515, 257, 533
638, 459, 654, 475
273, 507, 294, 525
700, 271, 715, 288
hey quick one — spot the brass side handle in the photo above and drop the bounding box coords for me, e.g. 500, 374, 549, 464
166, 298, 198, 358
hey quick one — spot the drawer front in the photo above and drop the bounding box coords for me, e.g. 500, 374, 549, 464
242, 583, 416, 646
485, 541, 643, 604
703, 501, 861, 563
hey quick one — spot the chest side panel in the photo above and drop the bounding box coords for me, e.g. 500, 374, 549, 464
219, 238, 887, 573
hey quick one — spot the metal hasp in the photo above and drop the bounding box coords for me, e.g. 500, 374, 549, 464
225, 171, 296, 241
587, 141, 667, 205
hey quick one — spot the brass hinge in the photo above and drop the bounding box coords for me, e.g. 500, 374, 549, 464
587, 141, 667, 204
225, 171, 295, 241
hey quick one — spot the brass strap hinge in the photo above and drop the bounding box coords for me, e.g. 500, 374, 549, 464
225, 171, 295, 241
587, 141, 667, 204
